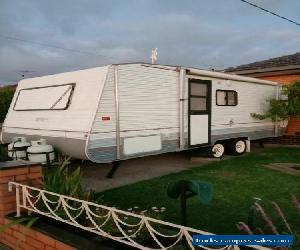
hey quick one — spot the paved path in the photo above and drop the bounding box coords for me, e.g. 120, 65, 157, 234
81, 151, 220, 192
66, 142, 289, 192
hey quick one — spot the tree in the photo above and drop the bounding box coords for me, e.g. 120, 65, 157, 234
0, 86, 15, 122
251, 81, 300, 122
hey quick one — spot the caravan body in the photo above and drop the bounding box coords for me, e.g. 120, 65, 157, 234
1, 63, 280, 163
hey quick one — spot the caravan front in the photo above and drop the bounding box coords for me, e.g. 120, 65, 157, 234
1, 63, 280, 163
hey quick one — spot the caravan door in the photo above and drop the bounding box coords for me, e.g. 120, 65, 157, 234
188, 79, 211, 146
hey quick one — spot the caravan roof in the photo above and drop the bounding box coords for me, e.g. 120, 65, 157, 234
16, 63, 278, 87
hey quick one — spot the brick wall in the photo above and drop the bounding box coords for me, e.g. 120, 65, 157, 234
0, 220, 74, 250
0, 162, 75, 250
285, 117, 300, 135
260, 73, 300, 85
263, 134, 300, 145
259, 74, 300, 135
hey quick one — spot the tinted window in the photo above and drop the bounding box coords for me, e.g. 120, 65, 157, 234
216, 90, 237, 106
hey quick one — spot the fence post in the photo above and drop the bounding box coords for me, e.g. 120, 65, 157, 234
15, 185, 20, 217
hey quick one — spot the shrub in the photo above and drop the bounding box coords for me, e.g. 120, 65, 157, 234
43, 158, 102, 203
251, 81, 300, 121
26, 159, 103, 225
43, 158, 82, 197
237, 195, 300, 248
0, 145, 9, 162
0, 86, 15, 122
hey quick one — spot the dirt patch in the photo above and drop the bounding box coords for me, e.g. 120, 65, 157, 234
263, 163, 300, 176
291, 165, 300, 170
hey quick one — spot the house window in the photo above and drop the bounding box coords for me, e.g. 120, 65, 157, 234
216, 90, 238, 106
14, 83, 75, 111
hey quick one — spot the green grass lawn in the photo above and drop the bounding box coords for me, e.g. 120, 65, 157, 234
100, 147, 300, 235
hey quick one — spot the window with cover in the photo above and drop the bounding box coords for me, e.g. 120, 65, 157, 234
216, 90, 238, 106
14, 83, 75, 111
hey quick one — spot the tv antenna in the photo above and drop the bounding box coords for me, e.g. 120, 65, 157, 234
150, 48, 158, 64
16, 70, 36, 78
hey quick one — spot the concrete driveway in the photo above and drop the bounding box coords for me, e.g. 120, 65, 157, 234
79, 142, 281, 192
81, 150, 219, 192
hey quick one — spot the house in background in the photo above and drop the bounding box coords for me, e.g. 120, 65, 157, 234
225, 52, 300, 135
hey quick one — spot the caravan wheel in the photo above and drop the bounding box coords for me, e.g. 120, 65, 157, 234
211, 143, 225, 158
230, 139, 247, 155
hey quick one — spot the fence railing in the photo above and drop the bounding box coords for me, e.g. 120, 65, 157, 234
8, 182, 270, 250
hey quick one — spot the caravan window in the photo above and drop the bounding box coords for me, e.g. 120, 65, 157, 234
189, 82, 209, 112
14, 83, 75, 111
216, 90, 237, 106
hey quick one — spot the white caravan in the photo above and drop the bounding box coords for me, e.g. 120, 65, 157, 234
1, 63, 280, 163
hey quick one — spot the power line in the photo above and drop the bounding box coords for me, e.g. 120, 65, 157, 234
239, 0, 300, 26
0, 34, 119, 60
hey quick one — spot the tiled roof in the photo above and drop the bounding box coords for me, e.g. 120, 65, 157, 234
225, 52, 300, 72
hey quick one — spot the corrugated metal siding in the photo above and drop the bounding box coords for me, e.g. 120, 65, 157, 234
89, 64, 180, 134
87, 64, 180, 163
86, 66, 117, 162
87, 65, 278, 163
211, 79, 277, 129
210, 79, 277, 142
118, 64, 179, 132
185, 75, 277, 144
211, 129, 275, 142
90, 66, 116, 134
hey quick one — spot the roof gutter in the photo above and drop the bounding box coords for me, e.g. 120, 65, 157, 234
225, 65, 300, 75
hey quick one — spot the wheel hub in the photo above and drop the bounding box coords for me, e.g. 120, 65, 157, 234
212, 144, 224, 158
235, 141, 246, 153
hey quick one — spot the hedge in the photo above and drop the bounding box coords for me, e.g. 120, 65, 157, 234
0, 86, 15, 122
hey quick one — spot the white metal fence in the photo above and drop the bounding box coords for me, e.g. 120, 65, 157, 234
8, 182, 270, 250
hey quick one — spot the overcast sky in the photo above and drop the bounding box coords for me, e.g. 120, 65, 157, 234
0, 0, 299, 85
